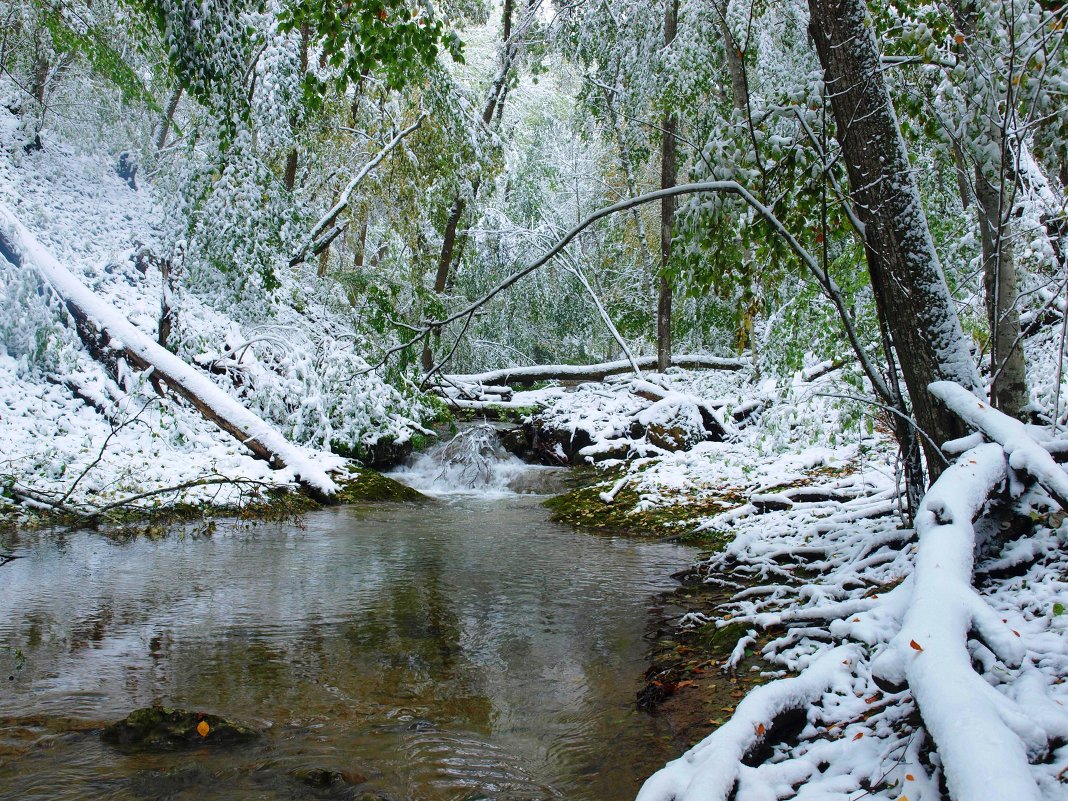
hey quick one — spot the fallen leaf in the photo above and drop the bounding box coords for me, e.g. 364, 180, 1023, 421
1012, 629, 1020, 637
864, 694, 880, 704
852, 731, 864, 740
905, 773, 915, 781
909, 639, 923, 652
756, 723, 766, 736
196, 720, 210, 738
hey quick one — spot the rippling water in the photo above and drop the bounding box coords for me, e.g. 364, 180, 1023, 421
0, 493, 694, 801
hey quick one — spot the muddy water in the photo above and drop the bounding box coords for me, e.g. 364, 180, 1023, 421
0, 495, 695, 801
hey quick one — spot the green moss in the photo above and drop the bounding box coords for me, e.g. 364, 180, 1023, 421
544, 479, 739, 547
452, 404, 540, 424
335, 466, 427, 503
3, 467, 425, 533
101, 706, 259, 750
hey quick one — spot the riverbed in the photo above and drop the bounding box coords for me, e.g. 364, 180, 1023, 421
0, 487, 696, 800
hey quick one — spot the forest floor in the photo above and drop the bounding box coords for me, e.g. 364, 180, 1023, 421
0, 100, 435, 527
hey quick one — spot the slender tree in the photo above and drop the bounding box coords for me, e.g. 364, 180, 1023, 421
657, 0, 678, 372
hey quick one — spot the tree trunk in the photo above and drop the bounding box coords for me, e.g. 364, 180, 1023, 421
154, 86, 183, 151
658, 0, 678, 373
425, 0, 519, 372
808, 0, 981, 478
283, 26, 309, 193
0, 208, 338, 500
975, 165, 1028, 417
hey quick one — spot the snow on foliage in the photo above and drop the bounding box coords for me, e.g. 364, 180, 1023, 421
0, 95, 428, 513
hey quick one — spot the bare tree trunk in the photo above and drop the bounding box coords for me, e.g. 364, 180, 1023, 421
425, 0, 520, 372
657, 0, 678, 373
975, 165, 1028, 417
154, 86, 183, 151
715, 3, 761, 359
808, 0, 981, 479
354, 219, 367, 269
953, 2, 1029, 418
283, 25, 309, 193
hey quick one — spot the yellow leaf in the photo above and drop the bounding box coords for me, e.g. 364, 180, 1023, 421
197, 720, 210, 738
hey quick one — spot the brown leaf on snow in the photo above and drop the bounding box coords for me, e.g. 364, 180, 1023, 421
909, 639, 924, 652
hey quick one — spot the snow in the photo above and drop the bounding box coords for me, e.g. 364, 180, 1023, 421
637, 646, 861, 801
0, 201, 342, 497
0, 98, 426, 516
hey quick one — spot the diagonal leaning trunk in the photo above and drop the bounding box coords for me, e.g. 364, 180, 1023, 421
807, 0, 981, 479
0, 204, 339, 501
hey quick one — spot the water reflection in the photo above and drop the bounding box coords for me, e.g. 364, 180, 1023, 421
0, 497, 693, 801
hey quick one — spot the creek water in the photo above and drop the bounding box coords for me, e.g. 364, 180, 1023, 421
0, 430, 696, 801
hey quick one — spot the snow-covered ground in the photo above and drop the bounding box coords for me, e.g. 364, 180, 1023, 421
0, 99, 427, 519
526, 368, 1068, 800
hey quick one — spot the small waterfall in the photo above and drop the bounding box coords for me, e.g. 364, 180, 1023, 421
391, 425, 563, 496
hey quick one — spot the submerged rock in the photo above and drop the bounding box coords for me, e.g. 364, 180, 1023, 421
101, 707, 259, 750
289, 766, 369, 788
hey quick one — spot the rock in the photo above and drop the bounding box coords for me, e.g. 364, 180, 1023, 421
116, 151, 138, 190
639, 395, 725, 452
645, 420, 703, 451
529, 417, 593, 465
497, 425, 534, 461
101, 707, 259, 750
363, 437, 414, 469
289, 767, 368, 788
335, 467, 427, 503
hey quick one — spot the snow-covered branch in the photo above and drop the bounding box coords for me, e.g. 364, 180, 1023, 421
293, 114, 426, 264
0, 203, 342, 499
635, 646, 860, 801
930, 381, 1068, 508
871, 443, 1055, 801
445, 354, 746, 387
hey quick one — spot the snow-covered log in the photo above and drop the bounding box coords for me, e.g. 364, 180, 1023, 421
0, 203, 341, 500
635, 646, 859, 801
872, 443, 1050, 801
446, 355, 746, 387
930, 380, 1068, 508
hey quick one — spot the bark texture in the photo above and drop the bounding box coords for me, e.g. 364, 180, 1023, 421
975, 166, 1028, 417
808, 0, 981, 476
658, 0, 679, 373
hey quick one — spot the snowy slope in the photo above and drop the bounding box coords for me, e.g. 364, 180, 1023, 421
0, 99, 424, 516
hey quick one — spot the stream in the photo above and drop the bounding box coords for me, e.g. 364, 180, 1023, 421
0, 429, 696, 801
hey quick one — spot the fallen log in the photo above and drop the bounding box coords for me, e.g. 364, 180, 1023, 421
0, 203, 339, 500
447, 354, 747, 387
635, 646, 859, 801
930, 380, 1068, 509
871, 443, 1049, 801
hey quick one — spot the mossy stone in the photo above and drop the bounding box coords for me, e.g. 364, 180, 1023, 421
101, 707, 259, 750
335, 467, 427, 503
